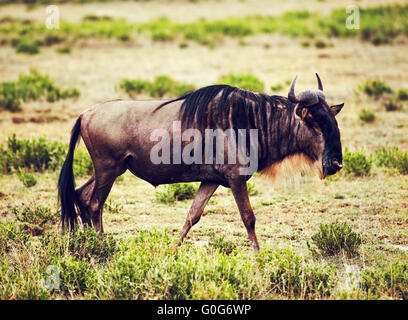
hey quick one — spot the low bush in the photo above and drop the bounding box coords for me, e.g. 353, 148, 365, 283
0, 135, 92, 176
376, 146, 408, 174
57, 257, 98, 296
12, 204, 57, 226
155, 183, 197, 203
0, 134, 66, 174
314, 39, 332, 48
362, 260, 408, 299
40, 228, 118, 263
218, 73, 265, 92
209, 234, 238, 255
247, 182, 259, 196
397, 88, 408, 101
16, 38, 39, 55
0, 221, 31, 253
383, 98, 403, 111
16, 168, 37, 188
0, 82, 21, 112
359, 108, 376, 123
56, 46, 71, 54
120, 75, 195, 98
358, 79, 392, 99
307, 220, 362, 257
258, 248, 336, 298
104, 200, 123, 214
342, 147, 372, 177
0, 70, 80, 112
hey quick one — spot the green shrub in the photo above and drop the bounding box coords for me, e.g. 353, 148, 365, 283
383, 98, 403, 111
301, 40, 311, 47
155, 183, 197, 203
362, 260, 408, 299
82, 15, 112, 22
44, 33, 66, 46
397, 89, 408, 101
104, 200, 123, 214
56, 46, 71, 54
270, 83, 284, 91
359, 108, 376, 123
16, 168, 37, 187
307, 220, 362, 257
314, 39, 332, 48
12, 204, 57, 226
0, 221, 31, 253
40, 228, 118, 263
247, 182, 259, 196
120, 76, 195, 98
258, 248, 336, 298
0, 134, 66, 174
0, 257, 50, 300
358, 79, 392, 99
0, 70, 80, 112
0, 82, 21, 112
16, 38, 39, 55
209, 234, 238, 255
376, 146, 408, 174
342, 147, 372, 176
0, 135, 91, 176
218, 73, 265, 92
57, 257, 98, 296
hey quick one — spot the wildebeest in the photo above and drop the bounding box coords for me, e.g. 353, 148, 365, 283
58, 74, 343, 253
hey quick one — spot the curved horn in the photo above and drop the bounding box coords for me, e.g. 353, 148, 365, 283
288, 75, 299, 103
316, 73, 323, 91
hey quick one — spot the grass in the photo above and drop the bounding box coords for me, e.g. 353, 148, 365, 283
155, 183, 198, 203
359, 108, 376, 123
2, 5, 408, 49
0, 135, 93, 176
16, 168, 37, 187
362, 259, 408, 299
0, 70, 80, 112
342, 148, 372, 177
307, 220, 362, 258
358, 79, 393, 100
120, 75, 195, 98
218, 74, 264, 92
376, 146, 408, 175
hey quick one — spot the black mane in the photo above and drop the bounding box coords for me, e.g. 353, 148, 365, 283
153, 84, 294, 132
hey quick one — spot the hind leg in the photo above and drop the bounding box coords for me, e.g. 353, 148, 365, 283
76, 175, 96, 228
76, 165, 124, 232
89, 166, 125, 232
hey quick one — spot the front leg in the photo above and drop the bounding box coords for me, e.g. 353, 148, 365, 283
229, 178, 260, 253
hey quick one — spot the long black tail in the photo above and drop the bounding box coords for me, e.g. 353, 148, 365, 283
58, 117, 82, 231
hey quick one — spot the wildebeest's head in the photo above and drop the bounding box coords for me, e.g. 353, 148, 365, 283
288, 74, 344, 178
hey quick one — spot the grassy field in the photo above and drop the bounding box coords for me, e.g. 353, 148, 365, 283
0, 0, 408, 300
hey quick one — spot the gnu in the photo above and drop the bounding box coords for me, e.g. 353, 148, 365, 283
58, 73, 344, 253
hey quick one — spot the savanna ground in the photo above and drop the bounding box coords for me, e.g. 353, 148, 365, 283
0, 0, 407, 300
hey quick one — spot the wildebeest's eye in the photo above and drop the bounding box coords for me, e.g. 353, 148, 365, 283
295, 104, 309, 121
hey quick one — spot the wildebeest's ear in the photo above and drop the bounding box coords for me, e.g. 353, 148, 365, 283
330, 103, 344, 116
